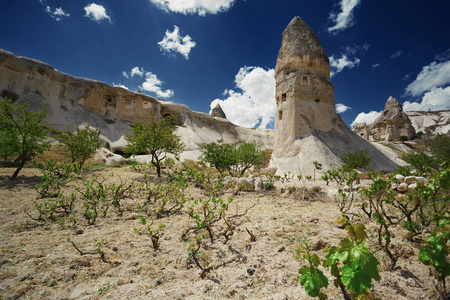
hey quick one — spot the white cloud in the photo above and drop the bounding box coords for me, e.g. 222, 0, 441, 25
371, 63, 381, 69
328, 0, 361, 34
435, 49, 450, 62
404, 60, 450, 97
84, 3, 111, 23
158, 26, 196, 59
329, 55, 360, 77
210, 67, 276, 129
336, 103, 351, 113
140, 72, 174, 98
45, 6, 70, 21
113, 83, 129, 90
344, 43, 369, 55
40, 1, 70, 21
402, 73, 413, 81
130, 67, 144, 77
390, 51, 402, 59
123, 67, 145, 78
351, 111, 382, 128
403, 87, 450, 111
149, 0, 236, 16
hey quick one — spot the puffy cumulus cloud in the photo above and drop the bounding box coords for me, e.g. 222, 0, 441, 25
149, 0, 236, 16
84, 3, 111, 23
351, 111, 382, 128
112, 83, 129, 90
131, 67, 144, 77
403, 87, 450, 111
328, 0, 361, 34
210, 67, 276, 129
335, 103, 351, 113
158, 26, 196, 59
404, 60, 450, 97
390, 51, 402, 59
329, 55, 360, 77
140, 72, 174, 99
122, 67, 144, 78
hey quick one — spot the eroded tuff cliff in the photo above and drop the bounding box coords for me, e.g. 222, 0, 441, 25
270, 17, 398, 174
0, 48, 273, 157
353, 97, 416, 141
353, 96, 449, 140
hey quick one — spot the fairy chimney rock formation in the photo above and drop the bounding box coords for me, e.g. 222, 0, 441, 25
270, 17, 398, 174
211, 103, 227, 119
274, 16, 336, 157
353, 96, 416, 141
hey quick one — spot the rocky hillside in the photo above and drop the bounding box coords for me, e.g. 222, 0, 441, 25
406, 110, 450, 136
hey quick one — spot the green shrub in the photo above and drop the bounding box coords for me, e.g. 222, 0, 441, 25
200, 140, 266, 176
264, 182, 274, 190
401, 151, 436, 175
430, 134, 450, 166
340, 150, 372, 171
399, 135, 409, 142
57, 124, 101, 173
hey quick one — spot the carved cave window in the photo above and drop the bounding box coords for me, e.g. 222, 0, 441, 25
302, 76, 308, 85
123, 99, 135, 106
279, 111, 283, 120
143, 101, 153, 109
282, 93, 287, 102
315, 99, 320, 103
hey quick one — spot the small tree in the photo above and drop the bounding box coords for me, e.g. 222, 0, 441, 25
235, 142, 264, 175
201, 140, 266, 176
200, 139, 237, 175
125, 114, 184, 177
57, 124, 101, 173
340, 150, 372, 171
0, 98, 50, 180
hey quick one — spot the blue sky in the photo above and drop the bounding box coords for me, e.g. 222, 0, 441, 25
1, 0, 450, 129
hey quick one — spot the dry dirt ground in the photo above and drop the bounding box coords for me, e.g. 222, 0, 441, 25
0, 165, 445, 300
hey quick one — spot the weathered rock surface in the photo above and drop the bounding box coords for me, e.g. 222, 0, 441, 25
210, 103, 227, 119
0, 48, 273, 159
353, 97, 450, 141
270, 17, 398, 174
406, 110, 450, 136
371, 97, 416, 141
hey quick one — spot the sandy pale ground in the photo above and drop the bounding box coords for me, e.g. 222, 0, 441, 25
0, 167, 444, 300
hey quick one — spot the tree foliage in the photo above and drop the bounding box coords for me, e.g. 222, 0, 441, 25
401, 151, 436, 175
200, 139, 266, 176
340, 150, 372, 171
200, 139, 236, 175
0, 98, 50, 179
430, 134, 450, 166
125, 114, 184, 177
57, 124, 101, 173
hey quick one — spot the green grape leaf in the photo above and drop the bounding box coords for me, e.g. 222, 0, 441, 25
341, 265, 373, 293
299, 266, 329, 297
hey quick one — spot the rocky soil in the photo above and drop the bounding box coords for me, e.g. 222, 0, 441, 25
0, 166, 445, 300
